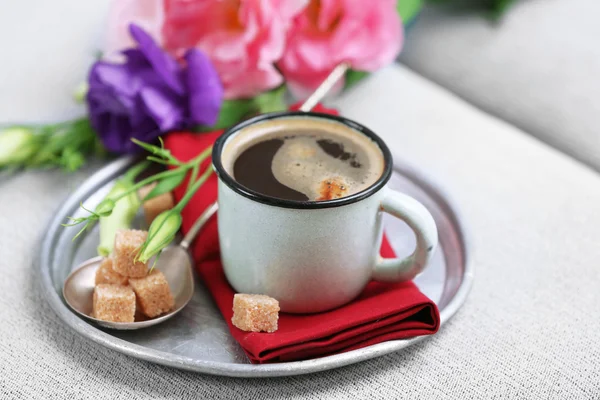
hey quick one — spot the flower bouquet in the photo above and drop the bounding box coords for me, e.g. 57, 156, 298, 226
0, 0, 407, 172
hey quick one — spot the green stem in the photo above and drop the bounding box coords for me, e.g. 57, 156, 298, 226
108, 146, 212, 204
110, 168, 189, 202
185, 145, 212, 193
188, 163, 199, 191
174, 165, 214, 212
123, 160, 151, 183
190, 145, 213, 164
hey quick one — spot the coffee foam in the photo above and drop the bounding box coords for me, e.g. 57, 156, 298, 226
221, 117, 385, 201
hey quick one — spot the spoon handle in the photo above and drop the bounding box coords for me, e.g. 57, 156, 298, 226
180, 201, 218, 250
298, 62, 350, 112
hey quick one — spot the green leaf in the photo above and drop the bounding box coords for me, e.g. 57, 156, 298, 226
145, 156, 171, 166
201, 99, 257, 131
143, 169, 186, 201
59, 147, 85, 172
488, 0, 516, 20
398, 0, 423, 23
253, 86, 287, 114
344, 70, 370, 89
426, 0, 516, 19
131, 138, 169, 156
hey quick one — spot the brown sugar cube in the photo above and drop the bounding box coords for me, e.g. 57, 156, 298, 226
93, 284, 136, 323
138, 183, 175, 225
112, 229, 148, 278
128, 270, 175, 318
231, 294, 280, 333
95, 257, 128, 286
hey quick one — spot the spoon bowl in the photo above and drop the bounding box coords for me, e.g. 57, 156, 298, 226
63, 202, 217, 330
63, 201, 217, 330
63, 246, 195, 330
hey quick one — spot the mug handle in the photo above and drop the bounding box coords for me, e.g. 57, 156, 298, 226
372, 188, 438, 282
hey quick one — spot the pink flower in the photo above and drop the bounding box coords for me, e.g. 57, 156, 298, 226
162, 0, 307, 99
105, 0, 307, 99
279, 0, 403, 99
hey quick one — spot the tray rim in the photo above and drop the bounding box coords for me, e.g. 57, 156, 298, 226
39, 156, 473, 378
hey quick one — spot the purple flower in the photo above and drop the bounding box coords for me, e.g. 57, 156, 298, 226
87, 24, 223, 154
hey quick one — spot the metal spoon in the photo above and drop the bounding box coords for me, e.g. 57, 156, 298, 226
63, 202, 218, 330
298, 62, 350, 112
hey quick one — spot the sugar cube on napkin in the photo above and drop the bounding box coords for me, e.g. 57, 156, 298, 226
232, 294, 280, 333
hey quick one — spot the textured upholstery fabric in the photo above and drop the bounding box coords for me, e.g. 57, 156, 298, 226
0, 0, 109, 123
1, 64, 599, 398
400, 0, 600, 171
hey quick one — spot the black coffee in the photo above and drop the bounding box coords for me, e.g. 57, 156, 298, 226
230, 123, 383, 202
234, 138, 309, 201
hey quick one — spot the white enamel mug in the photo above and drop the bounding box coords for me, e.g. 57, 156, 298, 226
212, 112, 438, 313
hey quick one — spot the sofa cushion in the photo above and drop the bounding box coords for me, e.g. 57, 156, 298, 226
400, 0, 600, 171
2, 63, 598, 397
0, 0, 109, 123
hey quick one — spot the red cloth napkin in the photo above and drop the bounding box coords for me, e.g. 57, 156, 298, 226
164, 105, 440, 363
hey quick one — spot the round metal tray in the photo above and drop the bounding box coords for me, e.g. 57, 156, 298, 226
39, 156, 472, 378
